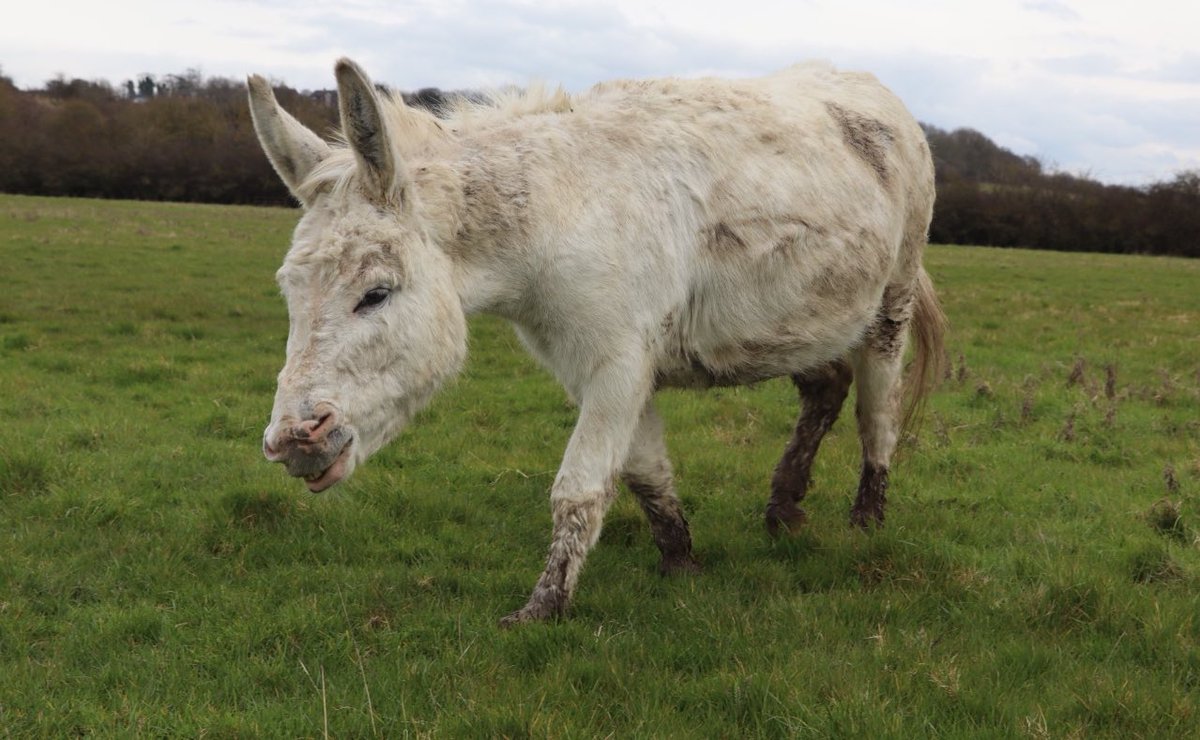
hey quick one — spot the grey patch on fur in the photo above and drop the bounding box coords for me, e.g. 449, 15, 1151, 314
277, 154, 297, 181
354, 248, 404, 280
660, 311, 675, 336
766, 360, 853, 535
452, 161, 532, 254
868, 286, 912, 358
871, 315, 904, 358
825, 102, 894, 185
868, 290, 905, 356
707, 222, 748, 253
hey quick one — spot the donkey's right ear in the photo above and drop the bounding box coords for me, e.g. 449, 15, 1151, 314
247, 75, 331, 207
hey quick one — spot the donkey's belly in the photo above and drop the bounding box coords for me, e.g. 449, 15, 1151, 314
653, 357, 756, 389
654, 341, 853, 390
652, 214, 893, 390
655, 305, 872, 390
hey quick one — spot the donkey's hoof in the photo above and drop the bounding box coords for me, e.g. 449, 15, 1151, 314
499, 606, 553, 628
498, 589, 565, 628
499, 609, 532, 628
659, 554, 702, 576
765, 503, 807, 538
849, 505, 884, 530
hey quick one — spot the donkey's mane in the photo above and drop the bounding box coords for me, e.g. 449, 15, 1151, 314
441, 82, 573, 127
298, 82, 573, 202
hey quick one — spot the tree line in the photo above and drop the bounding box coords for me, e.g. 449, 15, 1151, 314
1, 68, 1197, 257
923, 125, 1200, 257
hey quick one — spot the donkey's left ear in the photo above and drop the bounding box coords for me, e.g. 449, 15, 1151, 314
247, 74, 331, 207
335, 58, 408, 203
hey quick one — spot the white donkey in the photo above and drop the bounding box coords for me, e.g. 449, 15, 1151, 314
251, 59, 945, 625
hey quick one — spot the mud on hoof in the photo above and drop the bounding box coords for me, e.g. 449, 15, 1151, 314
498, 587, 567, 628
850, 463, 888, 530
658, 553, 702, 576
765, 501, 808, 537
849, 502, 885, 530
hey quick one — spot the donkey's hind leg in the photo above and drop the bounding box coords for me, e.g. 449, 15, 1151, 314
848, 300, 909, 529
765, 360, 853, 536
621, 401, 700, 575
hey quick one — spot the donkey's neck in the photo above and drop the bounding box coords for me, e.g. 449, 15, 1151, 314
418, 136, 544, 320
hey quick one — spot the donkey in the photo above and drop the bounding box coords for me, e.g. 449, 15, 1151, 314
250, 58, 945, 625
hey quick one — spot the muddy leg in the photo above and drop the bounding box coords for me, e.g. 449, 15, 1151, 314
621, 401, 700, 575
849, 297, 909, 529
851, 460, 889, 529
499, 492, 618, 626
765, 360, 852, 536
500, 353, 652, 627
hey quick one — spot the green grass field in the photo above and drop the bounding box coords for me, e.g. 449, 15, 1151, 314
2, 193, 1198, 737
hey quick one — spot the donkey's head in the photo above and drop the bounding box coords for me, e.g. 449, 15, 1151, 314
250, 59, 467, 492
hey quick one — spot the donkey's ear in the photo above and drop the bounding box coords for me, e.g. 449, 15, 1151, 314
247, 75, 330, 207
335, 58, 407, 202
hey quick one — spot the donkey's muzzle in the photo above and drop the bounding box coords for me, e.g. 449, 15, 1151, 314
263, 406, 353, 491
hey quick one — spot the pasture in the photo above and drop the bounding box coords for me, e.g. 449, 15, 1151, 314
1, 193, 1198, 736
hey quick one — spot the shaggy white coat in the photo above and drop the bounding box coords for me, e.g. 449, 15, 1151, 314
249, 59, 943, 624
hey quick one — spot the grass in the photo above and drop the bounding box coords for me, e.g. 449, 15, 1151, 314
1, 193, 1198, 737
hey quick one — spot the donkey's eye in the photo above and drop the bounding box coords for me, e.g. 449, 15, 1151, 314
354, 287, 391, 313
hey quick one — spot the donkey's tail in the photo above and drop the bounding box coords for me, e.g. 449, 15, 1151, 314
901, 266, 948, 436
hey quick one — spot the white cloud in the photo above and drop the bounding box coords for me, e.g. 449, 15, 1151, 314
1, 0, 1197, 183
1023, 0, 1082, 22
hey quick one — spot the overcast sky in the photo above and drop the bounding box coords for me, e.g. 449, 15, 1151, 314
2, 0, 1197, 184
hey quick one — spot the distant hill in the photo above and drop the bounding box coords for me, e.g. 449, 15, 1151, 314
920, 123, 1199, 257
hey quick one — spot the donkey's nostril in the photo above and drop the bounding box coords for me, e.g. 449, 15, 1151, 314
304, 407, 338, 441
263, 436, 286, 462
311, 412, 334, 438
290, 408, 338, 444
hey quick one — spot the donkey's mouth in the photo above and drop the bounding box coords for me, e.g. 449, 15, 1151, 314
304, 438, 354, 493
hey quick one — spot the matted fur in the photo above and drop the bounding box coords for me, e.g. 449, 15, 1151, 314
297, 82, 573, 202
249, 58, 945, 624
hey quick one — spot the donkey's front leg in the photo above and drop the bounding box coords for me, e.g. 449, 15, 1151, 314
500, 356, 652, 627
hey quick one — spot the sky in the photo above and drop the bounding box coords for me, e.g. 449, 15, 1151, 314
2, 0, 1197, 185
